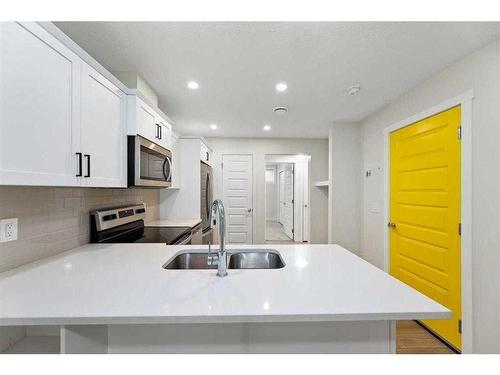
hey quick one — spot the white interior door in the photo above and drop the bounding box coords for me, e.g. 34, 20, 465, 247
282, 165, 294, 239
222, 154, 253, 244
279, 170, 286, 224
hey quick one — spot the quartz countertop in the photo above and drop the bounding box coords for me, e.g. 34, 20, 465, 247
145, 219, 202, 228
0, 244, 450, 325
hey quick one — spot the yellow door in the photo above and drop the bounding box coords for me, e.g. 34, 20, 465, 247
390, 106, 461, 350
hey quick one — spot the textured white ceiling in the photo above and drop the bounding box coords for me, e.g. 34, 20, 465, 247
56, 22, 500, 139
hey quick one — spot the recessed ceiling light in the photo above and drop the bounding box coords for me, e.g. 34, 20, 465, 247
209, 124, 218, 130
187, 81, 199, 90
275, 82, 287, 92
263, 125, 271, 131
347, 84, 361, 96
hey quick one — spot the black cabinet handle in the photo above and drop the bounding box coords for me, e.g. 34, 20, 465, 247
155, 124, 160, 139
76, 152, 82, 177
84, 154, 90, 177
159, 125, 162, 140
206, 151, 209, 161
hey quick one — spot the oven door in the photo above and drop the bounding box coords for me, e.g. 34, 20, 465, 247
130, 135, 172, 188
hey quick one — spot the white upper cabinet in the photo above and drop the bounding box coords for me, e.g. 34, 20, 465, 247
0, 22, 127, 187
157, 118, 172, 150
128, 96, 174, 150
0, 22, 81, 186
200, 141, 212, 165
80, 63, 126, 187
135, 98, 158, 144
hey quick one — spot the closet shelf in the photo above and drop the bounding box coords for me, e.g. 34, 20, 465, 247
314, 180, 329, 187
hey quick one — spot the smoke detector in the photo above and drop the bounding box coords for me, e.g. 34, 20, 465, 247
347, 85, 361, 96
273, 106, 288, 115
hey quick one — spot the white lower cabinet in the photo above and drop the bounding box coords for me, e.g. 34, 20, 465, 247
0, 22, 81, 186
80, 64, 126, 187
0, 22, 127, 187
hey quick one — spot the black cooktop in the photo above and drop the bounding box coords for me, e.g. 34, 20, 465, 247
136, 226, 191, 244
92, 219, 192, 244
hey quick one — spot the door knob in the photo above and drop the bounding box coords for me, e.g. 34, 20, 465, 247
247, 208, 253, 213
387, 222, 397, 229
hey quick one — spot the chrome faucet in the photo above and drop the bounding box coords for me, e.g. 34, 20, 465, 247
207, 199, 228, 277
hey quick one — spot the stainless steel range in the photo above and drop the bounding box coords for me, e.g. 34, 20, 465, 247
90, 203, 201, 245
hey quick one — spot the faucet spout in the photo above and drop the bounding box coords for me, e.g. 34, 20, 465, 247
209, 199, 227, 277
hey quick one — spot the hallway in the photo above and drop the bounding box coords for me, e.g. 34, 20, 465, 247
265, 220, 294, 244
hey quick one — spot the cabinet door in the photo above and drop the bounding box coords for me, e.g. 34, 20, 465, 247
136, 99, 158, 143
200, 143, 211, 164
157, 118, 172, 150
0, 22, 81, 186
80, 64, 126, 187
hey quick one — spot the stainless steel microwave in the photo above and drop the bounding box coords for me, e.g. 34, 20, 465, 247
127, 135, 172, 188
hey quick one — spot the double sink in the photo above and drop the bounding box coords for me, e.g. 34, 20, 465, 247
163, 249, 285, 270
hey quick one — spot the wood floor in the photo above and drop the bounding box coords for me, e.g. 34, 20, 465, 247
397, 320, 456, 354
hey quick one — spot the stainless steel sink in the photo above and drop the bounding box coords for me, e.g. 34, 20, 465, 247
228, 250, 285, 269
163, 252, 217, 270
163, 249, 285, 270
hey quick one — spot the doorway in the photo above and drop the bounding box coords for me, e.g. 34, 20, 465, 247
265, 154, 310, 244
266, 163, 294, 243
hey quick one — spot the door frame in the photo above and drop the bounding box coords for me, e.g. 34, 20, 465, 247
382, 90, 474, 353
264, 156, 311, 243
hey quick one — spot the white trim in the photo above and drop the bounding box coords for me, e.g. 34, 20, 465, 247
382, 90, 474, 353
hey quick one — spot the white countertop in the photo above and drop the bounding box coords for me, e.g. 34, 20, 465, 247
145, 219, 202, 228
0, 244, 450, 326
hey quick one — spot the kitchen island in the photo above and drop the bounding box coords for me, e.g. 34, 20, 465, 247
0, 244, 450, 353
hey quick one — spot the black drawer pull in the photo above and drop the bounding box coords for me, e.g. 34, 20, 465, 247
84, 154, 91, 177
76, 152, 82, 177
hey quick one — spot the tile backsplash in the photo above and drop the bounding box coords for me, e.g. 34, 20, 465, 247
0, 186, 160, 273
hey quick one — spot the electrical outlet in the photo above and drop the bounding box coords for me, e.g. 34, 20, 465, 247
0, 218, 18, 242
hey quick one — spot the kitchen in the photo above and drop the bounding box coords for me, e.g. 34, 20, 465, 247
0, 5, 499, 368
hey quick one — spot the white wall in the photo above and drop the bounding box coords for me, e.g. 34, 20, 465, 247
207, 137, 329, 244
328, 123, 362, 255
360, 38, 500, 353
159, 138, 201, 220
265, 164, 278, 220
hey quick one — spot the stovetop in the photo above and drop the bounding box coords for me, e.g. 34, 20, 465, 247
91, 219, 192, 244
135, 226, 191, 244
90, 203, 195, 245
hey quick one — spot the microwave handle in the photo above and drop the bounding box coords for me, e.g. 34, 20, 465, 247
163, 157, 172, 182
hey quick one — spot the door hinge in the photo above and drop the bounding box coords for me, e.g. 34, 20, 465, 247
458, 223, 462, 236
458, 319, 462, 334
292, 229, 294, 234
457, 126, 462, 140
